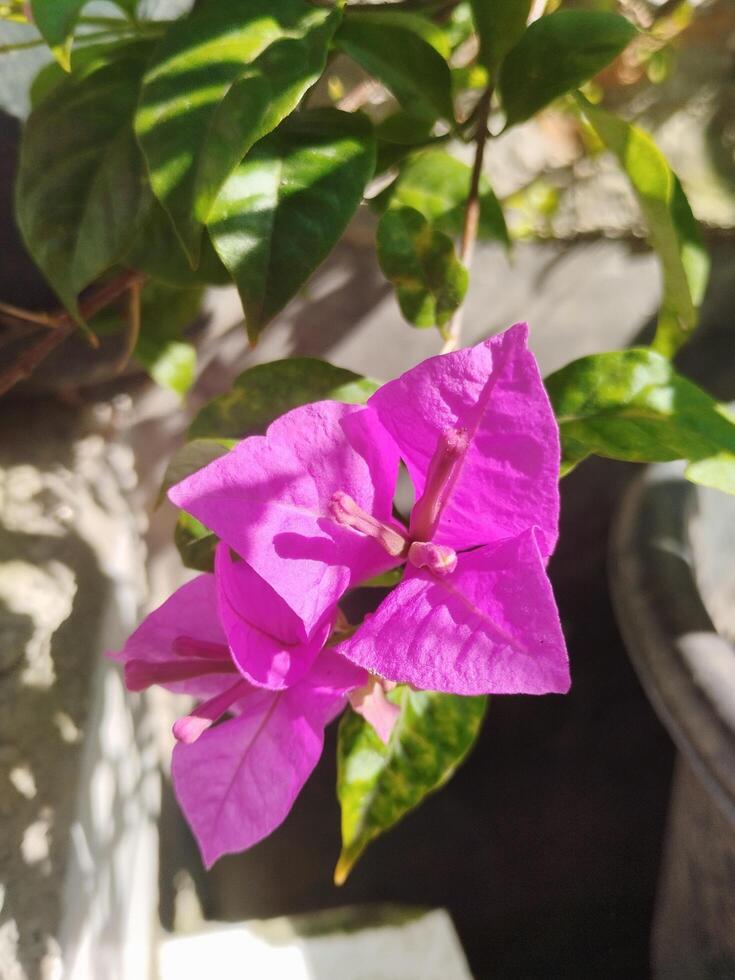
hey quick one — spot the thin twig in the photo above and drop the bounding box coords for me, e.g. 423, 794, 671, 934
440, 86, 492, 355
114, 276, 142, 375
0, 301, 61, 328
0, 270, 144, 397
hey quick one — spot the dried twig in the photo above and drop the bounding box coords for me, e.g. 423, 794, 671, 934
0, 269, 144, 397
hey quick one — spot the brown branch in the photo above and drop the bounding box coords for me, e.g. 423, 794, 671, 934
440, 86, 492, 354
0, 270, 144, 398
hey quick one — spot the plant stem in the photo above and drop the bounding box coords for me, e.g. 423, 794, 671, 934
0, 270, 144, 397
0, 36, 43, 53
440, 86, 492, 355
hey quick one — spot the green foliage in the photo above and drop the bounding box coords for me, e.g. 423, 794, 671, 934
336, 689, 487, 883
377, 206, 468, 330
175, 512, 220, 574
135, 0, 340, 264
133, 283, 205, 397
126, 204, 232, 289
16, 42, 153, 321
383, 149, 508, 245
470, 0, 532, 76
207, 109, 376, 341
335, 10, 454, 122
578, 96, 709, 357
546, 349, 735, 495
30, 0, 86, 68
189, 358, 380, 440
499, 11, 637, 126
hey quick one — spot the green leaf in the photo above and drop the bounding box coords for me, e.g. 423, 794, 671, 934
175, 512, 219, 573
336, 689, 487, 883
189, 357, 380, 440
16, 42, 153, 321
135, 0, 339, 265
470, 0, 532, 76
546, 348, 735, 495
387, 149, 508, 245
207, 109, 376, 340
335, 11, 454, 122
373, 111, 437, 175
578, 96, 709, 357
135, 290, 196, 397
127, 202, 232, 289
377, 206, 468, 329
138, 340, 196, 397
30, 0, 85, 68
499, 11, 637, 126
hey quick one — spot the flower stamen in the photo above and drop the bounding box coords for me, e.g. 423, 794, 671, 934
329, 490, 408, 557
410, 427, 469, 541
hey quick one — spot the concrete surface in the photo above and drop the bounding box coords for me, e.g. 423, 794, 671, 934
0, 402, 159, 980
159, 907, 473, 980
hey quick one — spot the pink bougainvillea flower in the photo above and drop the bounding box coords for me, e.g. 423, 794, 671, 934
111, 570, 365, 867
170, 323, 569, 698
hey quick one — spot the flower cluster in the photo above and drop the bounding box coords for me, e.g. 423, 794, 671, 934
112, 323, 569, 866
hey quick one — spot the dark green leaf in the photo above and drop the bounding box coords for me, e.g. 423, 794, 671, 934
373, 112, 437, 175
336, 689, 487, 883
189, 357, 380, 440
175, 512, 219, 573
30, 0, 85, 67
335, 11, 454, 122
127, 202, 232, 289
546, 348, 735, 495
470, 0, 531, 75
377, 206, 468, 329
16, 43, 153, 320
207, 109, 376, 340
499, 11, 637, 126
387, 149, 508, 245
578, 96, 709, 356
135, 0, 339, 265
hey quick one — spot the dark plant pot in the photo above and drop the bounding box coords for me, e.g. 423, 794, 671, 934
611, 462, 735, 980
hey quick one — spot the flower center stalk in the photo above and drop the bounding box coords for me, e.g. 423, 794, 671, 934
329, 491, 408, 557
409, 427, 469, 542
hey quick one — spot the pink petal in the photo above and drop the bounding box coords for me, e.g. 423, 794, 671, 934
349, 676, 401, 745
171, 649, 366, 867
338, 529, 570, 696
109, 575, 236, 698
169, 402, 400, 635
215, 543, 331, 689
369, 323, 560, 556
